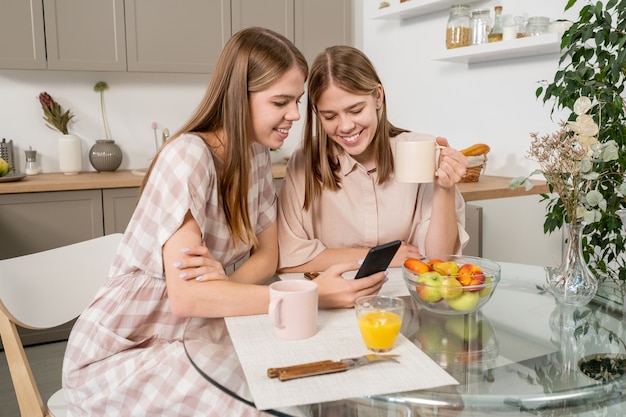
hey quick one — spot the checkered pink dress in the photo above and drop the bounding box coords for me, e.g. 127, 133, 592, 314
62, 134, 277, 416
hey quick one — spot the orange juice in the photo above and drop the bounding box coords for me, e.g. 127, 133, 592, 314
357, 311, 402, 352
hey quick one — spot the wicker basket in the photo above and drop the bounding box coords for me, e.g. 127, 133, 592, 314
461, 154, 487, 183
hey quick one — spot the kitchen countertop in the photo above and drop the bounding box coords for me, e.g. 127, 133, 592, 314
0, 164, 548, 201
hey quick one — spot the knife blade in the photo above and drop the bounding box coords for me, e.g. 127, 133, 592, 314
267, 354, 399, 381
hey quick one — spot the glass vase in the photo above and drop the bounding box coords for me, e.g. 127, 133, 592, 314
549, 222, 598, 306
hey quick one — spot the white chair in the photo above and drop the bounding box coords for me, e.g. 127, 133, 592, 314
0, 233, 123, 417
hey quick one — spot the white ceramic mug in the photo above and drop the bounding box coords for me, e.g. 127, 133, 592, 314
394, 133, 442, 183
268, 280, 318, 340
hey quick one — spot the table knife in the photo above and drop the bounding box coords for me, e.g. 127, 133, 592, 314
267, 354, 399, 381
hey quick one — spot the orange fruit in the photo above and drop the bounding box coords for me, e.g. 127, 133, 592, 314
404, 258, 430, 274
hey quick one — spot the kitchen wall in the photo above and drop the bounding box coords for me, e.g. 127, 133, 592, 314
361, 0, 582, 266
0, 70, 214, 173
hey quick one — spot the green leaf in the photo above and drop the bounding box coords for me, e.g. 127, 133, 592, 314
509, 176, 527, 189
585, 190, 603, 206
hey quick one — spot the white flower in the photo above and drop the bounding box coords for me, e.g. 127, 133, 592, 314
569, 114, 599, 137
573, 96, 593, 115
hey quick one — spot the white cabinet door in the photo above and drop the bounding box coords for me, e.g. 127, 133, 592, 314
44, 0, 127, 71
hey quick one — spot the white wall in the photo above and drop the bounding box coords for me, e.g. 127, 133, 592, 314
361, 0, 580, 267
0, 70, 205, 172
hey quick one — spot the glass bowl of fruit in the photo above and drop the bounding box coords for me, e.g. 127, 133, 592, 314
402, 255, 501, 315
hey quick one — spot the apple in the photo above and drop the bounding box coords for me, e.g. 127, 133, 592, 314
457, 263, 486, 291
479, 276, 494, 297
404, 258, 430, 273
415, 271, 443, 302
440, 277, 463, 300
446, 291, 479, 311
433, 260, 460, 277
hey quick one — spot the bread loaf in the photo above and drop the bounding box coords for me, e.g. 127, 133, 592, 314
460, 143, 490, 157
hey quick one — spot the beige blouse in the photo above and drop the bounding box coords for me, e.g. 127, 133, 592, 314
277, 133, 469, 269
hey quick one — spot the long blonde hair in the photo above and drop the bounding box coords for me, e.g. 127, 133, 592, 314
302, 45, 407, 210
141, 27, 308, 246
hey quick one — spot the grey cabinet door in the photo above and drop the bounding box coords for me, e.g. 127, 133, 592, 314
102, 187, 139, 235
44, 0, 126, 71
125, 0, 231, 73
231, 0, 294, 40
0, 190, 104, 260
295, 0, 353, 65
0, 0, 46, 69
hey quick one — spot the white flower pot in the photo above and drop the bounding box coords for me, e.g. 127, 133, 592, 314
58, 134, 82, 175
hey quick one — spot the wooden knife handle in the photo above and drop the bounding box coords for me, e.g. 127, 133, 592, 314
267, 360, 334, 378
278, 361, 348, 381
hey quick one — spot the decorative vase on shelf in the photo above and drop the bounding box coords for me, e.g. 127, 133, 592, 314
548, 222, 598, 307
89, 139, 122, 172
58, 134, 82, 175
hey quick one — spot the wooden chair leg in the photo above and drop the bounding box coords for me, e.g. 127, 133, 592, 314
0, 308, 46, 417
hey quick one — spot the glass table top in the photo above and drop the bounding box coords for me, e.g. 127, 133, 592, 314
183, 263, 626, 416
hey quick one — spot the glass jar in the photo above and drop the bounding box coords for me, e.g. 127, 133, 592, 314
446, 4, 471, 49
470, 9, 492, 45
512, 16, 527, 38
527, 16, 550, 36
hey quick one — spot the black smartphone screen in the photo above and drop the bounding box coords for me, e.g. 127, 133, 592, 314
354, 240, 402, 279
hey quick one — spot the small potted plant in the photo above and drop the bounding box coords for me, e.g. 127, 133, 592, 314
88, 81, 122, 172
38, 91, 82, 175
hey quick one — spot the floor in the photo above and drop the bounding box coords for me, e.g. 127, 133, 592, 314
0, 341, 66, 417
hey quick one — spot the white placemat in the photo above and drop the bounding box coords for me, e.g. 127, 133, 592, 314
279, 267, 410, 298
225, 305, 458, 410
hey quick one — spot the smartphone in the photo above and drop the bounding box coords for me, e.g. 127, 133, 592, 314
354, 240, 402, 279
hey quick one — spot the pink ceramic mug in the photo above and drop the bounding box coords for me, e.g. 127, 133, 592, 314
268, 280, 318, 340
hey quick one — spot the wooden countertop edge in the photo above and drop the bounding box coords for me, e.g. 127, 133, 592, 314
459, 176, 549, 202
1, 168, 548, 201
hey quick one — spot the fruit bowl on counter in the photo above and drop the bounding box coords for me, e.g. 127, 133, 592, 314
402, 255, 501, 315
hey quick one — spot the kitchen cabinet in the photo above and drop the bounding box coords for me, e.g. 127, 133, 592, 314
103, 187, 138, 234
0, 0, 46, 69
0, 187, 138, 260
125, 0, 230, 73
0, 0, 352, 72
0, 190, 104, 261
295, 0, 352, 65
44, 0, 126, 71
232, 0, 294, 39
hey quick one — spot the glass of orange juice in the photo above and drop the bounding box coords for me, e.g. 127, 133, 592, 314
355, 295, 405, 352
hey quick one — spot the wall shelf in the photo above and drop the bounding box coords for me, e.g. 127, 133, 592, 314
433, 33, 561, 64
372, 0, 483, 20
